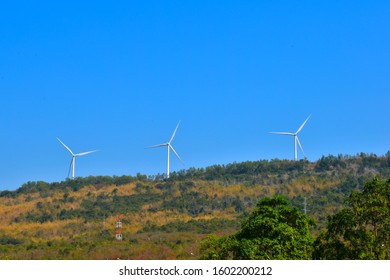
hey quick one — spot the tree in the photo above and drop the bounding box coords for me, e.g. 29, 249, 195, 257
313, 177, 390, 259
200, 195, 315, 260
199, 234, 233, 260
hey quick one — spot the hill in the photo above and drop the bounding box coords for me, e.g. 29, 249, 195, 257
0, 152, 389, 259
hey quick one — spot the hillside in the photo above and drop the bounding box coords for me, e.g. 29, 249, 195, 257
0, 152, 389, 259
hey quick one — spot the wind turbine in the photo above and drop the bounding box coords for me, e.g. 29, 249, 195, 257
57, 137, 97, 179
270, 114, 311, 161
147, 121, 184, 178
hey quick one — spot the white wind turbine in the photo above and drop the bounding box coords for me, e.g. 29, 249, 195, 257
147, 121, 184, 178
57, 137, 97, 179
270, 115, 311, 161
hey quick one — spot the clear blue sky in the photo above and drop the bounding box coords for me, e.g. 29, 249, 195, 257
1, 1, 389, 190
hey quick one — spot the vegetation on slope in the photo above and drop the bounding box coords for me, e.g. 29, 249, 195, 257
313, 176, 390, 259
199, 176, 390, 260
0, 152, 389, 259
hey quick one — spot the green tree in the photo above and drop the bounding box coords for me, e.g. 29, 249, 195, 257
200, 196, 315, 259
313, 177, 390, 259
199, 234, 233, 260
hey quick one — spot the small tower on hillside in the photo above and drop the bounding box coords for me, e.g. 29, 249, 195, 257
115, 213, 124, 241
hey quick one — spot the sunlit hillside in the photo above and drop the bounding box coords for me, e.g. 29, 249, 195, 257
0, 153, 389, 259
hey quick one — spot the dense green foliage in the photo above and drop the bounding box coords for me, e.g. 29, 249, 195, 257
313, 177, 390, 259
201, 177, 390, 260
200, 196, 314, 259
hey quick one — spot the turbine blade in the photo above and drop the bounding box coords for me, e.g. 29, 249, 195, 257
269, 132, 294, 136
169, 121, 181, 144
296, 136, 305, 157
57, 137, 74, 156
296, 114, 311, 134
75, 150, 98, 156
169, 144, 184, 165
147, 143, 167, 149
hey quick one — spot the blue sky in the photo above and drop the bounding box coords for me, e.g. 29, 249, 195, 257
0, 1, 389, 190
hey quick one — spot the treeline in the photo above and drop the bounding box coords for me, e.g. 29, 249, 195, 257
170, 153, 390, 182
0, 174, 146, 198
2, 152, 389, 197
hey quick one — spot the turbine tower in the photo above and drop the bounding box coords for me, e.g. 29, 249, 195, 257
270, 114, 311, 161
148, 121, 183, 178
57, 137, 97, 179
